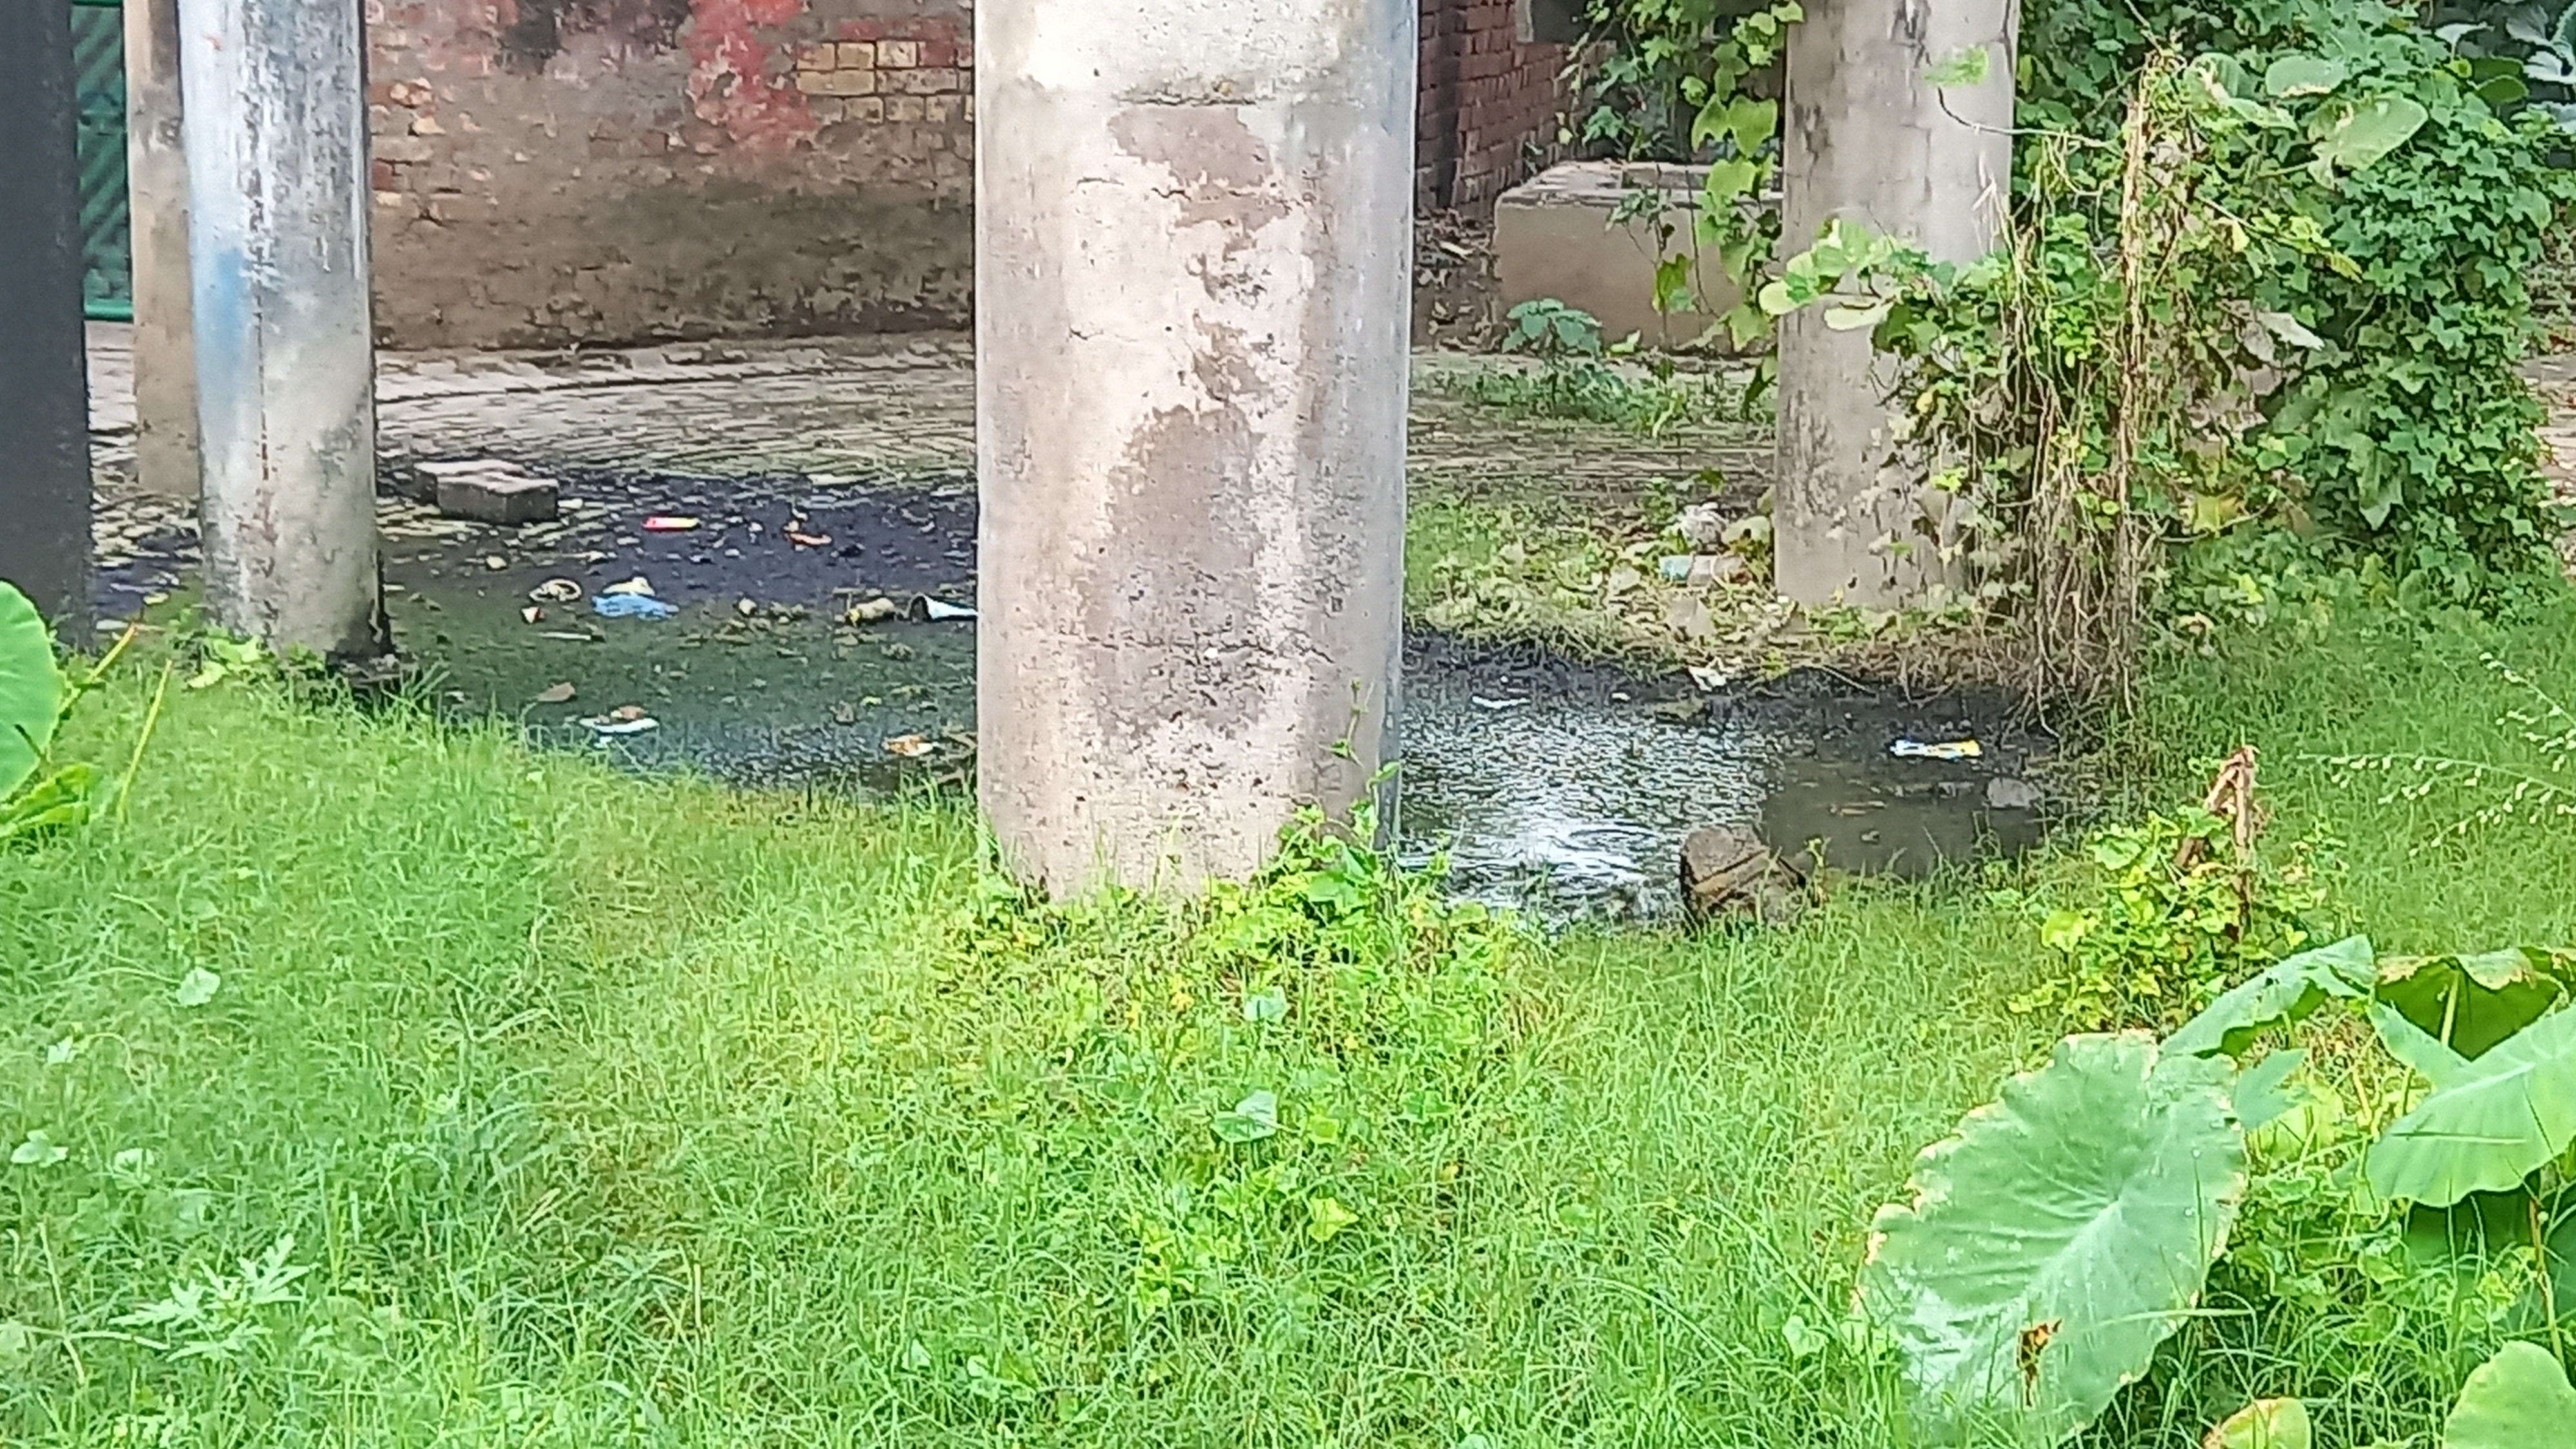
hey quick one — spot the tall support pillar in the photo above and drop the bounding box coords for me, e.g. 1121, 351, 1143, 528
0, 0, 95, 638
127, 0, 200, 501
977, 1, 1416, 894
178, 0, 384, 656
1774, 0, 2014, 607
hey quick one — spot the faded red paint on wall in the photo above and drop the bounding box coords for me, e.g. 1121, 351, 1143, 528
683, 0, 815, 153
365, 0, 1560, 346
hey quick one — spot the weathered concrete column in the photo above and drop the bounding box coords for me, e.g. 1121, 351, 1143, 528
178, 0, 384, 656
978, 1, 1416, 894
126, 0, 200, 501
0, 0, 95, 638
1774, 0, 2013, 607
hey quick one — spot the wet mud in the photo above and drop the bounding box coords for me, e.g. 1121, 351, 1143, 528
358, 468, 2056, 920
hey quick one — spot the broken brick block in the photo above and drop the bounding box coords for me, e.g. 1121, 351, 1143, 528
435, 470, 560, 524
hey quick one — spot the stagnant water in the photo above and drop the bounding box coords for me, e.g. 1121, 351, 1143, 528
106, 468, 2055, 918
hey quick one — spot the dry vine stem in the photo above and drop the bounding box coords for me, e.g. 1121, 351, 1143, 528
2023, 64, 2183, 708
2176, 744, 2261, 928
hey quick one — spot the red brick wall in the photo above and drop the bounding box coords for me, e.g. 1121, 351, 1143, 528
365, 0, 1569, 348
1417, 0, 1569, 213
366, 0, 974, 349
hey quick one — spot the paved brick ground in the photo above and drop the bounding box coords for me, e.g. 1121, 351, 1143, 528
84, 327, 1770, 591
82, 327, 2576, 599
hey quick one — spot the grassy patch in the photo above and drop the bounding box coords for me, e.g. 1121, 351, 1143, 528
3, 595, 2574, 1445
1428, 355, 1739, 436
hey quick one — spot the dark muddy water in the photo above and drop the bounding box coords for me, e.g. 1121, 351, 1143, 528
132, 464, 2055, 920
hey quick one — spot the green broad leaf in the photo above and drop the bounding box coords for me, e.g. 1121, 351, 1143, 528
2368, 1005, 2576, 1207
1212, 1090, 1280, 1144
1723, 302, 1771, 350
1703, 157, 1759, 205
2168, 937, 2374, 1059
1860, 1034, 2247, 1442
1242, 984, 1289, 1023
2195, 53, 2253, 99
1305, 1195, 1358, 1243
2233, 1049, 2308, 1134
174, 966, 223, 1009
2263, 55, 2348, 99
2442, 1341, 2576, 1449
1823, 299, 1890, 332
2373, 1002, 2474, 1088
10, 1130, 68, 1168
2210, 1398, 2311, 1449
1694, 95, 1776, 155
2355, 448, 2401, 529
2376, 949, 2574, 1059
0, 582, 61, 800
2311, 95, 2430, 174
2479, 75, 2532, 109
1927, 46, 1993, 88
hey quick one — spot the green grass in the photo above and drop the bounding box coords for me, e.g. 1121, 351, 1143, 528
5, 596, 2575, 1446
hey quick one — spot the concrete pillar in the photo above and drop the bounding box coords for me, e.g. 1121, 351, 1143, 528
178, 0, 384, 657
977, 1, 1416, 895
0, 0, 95, 638
126, 0, 200, 502
1774, 0, 2013, 607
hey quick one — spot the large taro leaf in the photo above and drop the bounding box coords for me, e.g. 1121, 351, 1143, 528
0, 582, 60, 799
2376, 949, 2575, 1060
2369, 1005, 2576, 1208
2442, 1341, 2576, 1449
1861, 1034, 2247, 1443
2168, 936, 2375, 1059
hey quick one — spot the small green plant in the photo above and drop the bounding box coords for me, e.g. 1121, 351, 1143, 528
1455, 300, 1734, 434
1861, 931, 2576, 1443
1999, 759, 2332, 1033
0, 582, 143, 843
960, 799, 1530, 1321
113, 1235, 315, 1365
0, 582, 182, 843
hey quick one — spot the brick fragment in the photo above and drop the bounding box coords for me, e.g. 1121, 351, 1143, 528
435, 469, 560, 524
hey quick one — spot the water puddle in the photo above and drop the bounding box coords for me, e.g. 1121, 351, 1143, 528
1401, 636, 2051, 918
361, 470, 2056, 920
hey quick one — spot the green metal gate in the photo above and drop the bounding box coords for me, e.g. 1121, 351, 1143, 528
71, 0, 130, 323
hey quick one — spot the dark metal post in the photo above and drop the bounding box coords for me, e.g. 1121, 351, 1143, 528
0, 1, 96, 639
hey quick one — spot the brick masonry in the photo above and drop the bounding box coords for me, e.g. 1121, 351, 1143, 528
1417, 0, 1571, 214
365, 0, 1563, 348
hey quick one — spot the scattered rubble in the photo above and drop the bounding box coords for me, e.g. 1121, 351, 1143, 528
1679, 826, 1806, 927
1985, 777, 2044, 811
